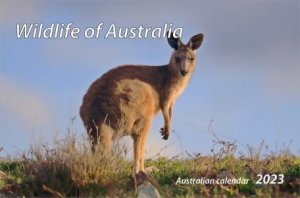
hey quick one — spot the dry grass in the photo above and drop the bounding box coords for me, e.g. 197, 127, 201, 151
1, 131, 132, 197
0, 130, 299, 197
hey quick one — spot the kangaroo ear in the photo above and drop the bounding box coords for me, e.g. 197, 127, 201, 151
167, 31, 182, 50
188, 33, 204, 50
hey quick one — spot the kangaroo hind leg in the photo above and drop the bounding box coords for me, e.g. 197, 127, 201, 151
132, 119, 152, 174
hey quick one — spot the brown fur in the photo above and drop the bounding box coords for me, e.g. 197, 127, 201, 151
80, 33, 204, 175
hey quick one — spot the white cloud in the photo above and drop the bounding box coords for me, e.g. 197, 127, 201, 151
0, 0, 42, 26
0, 75, 52, 128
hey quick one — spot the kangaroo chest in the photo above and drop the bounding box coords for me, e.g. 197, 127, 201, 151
167, 76, 190, 103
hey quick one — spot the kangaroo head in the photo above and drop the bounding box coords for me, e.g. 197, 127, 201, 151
168, 32, 204, 77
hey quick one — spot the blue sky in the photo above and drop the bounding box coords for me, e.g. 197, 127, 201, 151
0, 1, 299, 157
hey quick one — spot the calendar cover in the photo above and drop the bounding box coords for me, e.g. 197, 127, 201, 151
0, 0, 299, 197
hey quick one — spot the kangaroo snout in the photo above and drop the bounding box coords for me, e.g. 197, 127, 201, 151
180, 69, 188, 76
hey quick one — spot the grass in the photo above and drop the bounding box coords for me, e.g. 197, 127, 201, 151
0, 131, 299, 197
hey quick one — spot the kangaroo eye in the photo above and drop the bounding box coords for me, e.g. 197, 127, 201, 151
175, 57, 181, 63
189, 57, 194, 61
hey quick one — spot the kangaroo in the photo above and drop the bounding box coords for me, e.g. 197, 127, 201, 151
80, 32, 204, 177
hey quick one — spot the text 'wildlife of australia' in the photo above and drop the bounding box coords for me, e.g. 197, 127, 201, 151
16, 22, 183, 39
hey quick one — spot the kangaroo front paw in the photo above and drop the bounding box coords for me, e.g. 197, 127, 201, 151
160, 127, 169, 140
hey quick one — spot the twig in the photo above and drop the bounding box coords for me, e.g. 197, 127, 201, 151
42, 185, 64, 198
150, 143, 173, 159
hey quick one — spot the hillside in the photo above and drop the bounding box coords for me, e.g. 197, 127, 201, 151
0, 132, 299, 197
